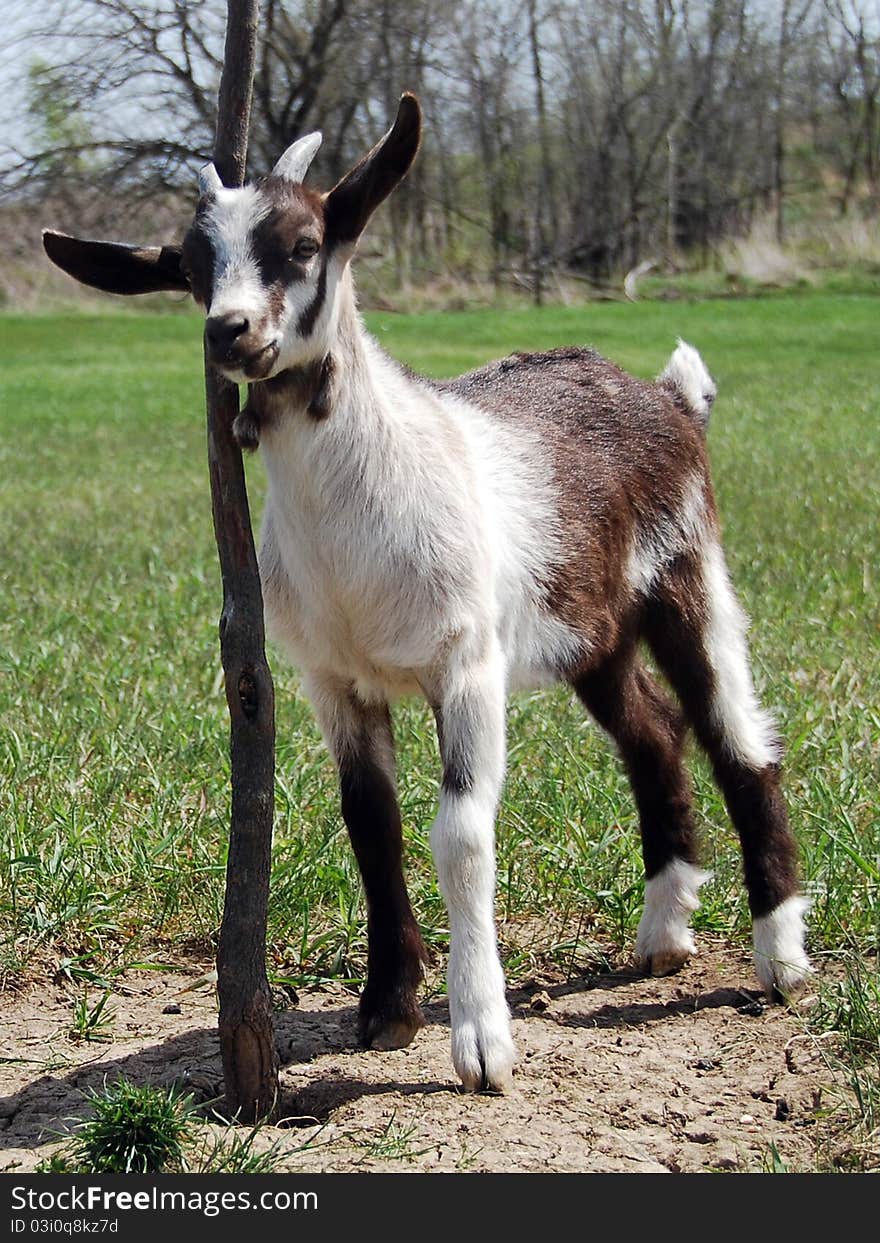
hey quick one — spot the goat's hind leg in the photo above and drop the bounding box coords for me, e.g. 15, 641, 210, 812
643, 545, 811, 998
573, 649, 710, 976
430, 639, 516, 1092
306, 675, 428, 1050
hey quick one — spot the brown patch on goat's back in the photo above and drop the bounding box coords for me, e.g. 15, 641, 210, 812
447, 347, 714, 672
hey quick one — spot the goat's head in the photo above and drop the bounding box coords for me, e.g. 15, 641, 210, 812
43, 94, 421, 382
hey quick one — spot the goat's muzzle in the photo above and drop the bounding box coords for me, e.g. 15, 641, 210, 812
205, 313, 279, 381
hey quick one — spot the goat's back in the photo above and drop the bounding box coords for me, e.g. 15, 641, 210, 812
445, 346, 717, 661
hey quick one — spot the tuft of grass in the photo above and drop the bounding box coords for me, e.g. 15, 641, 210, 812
68, 989, 116, 1043
189, 1119, 288, 1174
353, 1111, 434, 1164
66, 1081, 194, 1173
42, 1077, 317, 1174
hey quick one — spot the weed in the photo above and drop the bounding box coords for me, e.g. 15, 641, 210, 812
810, 955, 880, 1169
189, 1120, 287, 1174
762, 1142, 790, 1173
66, 1081, 194, 1173
354, 1111, 433, 1163
68, 990, 116, 1043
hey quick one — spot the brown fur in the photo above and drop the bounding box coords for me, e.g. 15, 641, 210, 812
444, 348, 799, 917
447, 348, 712, 672
251, 180, 325, 324
296, 254, 328, 337
642, 557, 800, 915
234, 354, 335, 447
180, 206, 215, 306
335, 699, 429, 1048
323, 93, 421, 245
574, 649, 700, 880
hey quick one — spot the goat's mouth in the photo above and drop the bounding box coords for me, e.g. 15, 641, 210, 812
213, 341, 280, 383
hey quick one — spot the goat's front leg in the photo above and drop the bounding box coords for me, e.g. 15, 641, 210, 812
430, 639, 516, 1092
305, 675, 429, 1050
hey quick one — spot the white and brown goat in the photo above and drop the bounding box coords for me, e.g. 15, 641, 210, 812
44, 93, 810, 1092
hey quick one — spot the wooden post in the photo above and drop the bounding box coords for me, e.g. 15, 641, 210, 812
207, 0, 279, 1122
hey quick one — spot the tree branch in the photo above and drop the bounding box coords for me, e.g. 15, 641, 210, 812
209, 0, 279, 1123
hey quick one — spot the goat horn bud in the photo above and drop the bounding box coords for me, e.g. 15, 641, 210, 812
198, 163, 223, 197
271, 132, 323, 184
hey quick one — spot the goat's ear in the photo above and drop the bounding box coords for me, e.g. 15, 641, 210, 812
42, 230, 190, 295
323, 93, 421, 246
271, 132, 322, 183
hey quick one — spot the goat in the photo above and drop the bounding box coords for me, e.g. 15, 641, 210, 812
43, 93, 811, 1092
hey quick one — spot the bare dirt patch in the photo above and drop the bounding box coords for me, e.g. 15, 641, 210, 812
0, 948, 845, 1173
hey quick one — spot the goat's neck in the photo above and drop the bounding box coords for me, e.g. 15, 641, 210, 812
319, 275, 394, 429
252, 271, 404, 429
256, 272, 427, 505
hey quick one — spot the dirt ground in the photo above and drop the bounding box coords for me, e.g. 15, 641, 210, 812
0, 948, 847, 1174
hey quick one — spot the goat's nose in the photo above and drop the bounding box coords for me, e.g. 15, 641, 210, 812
205, 312, 250, 352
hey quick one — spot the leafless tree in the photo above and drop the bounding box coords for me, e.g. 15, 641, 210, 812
2, 0, 878, 297
822, 0, 880, 213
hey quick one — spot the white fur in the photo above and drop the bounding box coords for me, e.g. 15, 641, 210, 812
259, 277, 582, 698
202, 185, 271, 328
625, 474, 707, 596
660, 339, 716, 421
429, 638, 516, 1091
635, 859, 712, 971
701, 541, 782, 770
752, 896, 812, 996
277, 249, 347, 371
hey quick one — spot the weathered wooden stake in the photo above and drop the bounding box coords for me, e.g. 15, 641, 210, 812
207, 0, 279, 1122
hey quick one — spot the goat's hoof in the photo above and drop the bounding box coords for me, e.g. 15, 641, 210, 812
753, 897, 812, 1003
755, 958, 813, 1005
452, 1018, 516, 1094
637, 948, 692, 977
365, 1016, 423, 1051
358, 997, 424, 1051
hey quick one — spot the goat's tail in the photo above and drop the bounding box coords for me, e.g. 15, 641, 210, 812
658, 339, 717, 428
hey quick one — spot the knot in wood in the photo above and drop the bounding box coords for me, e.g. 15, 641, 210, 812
238, 670, 259, 719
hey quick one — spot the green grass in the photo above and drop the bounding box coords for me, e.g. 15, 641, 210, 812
57, 1080, 193, 1174
1, 297, 878, 1157
68, 988, 116, 1043
811, 956, 880, 1168
37, 1079, 294, 1173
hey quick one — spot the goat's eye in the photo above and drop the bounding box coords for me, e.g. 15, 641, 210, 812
291, 238, 319, 261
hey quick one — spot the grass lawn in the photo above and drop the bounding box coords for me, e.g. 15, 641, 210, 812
1, 294, 878, 1164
